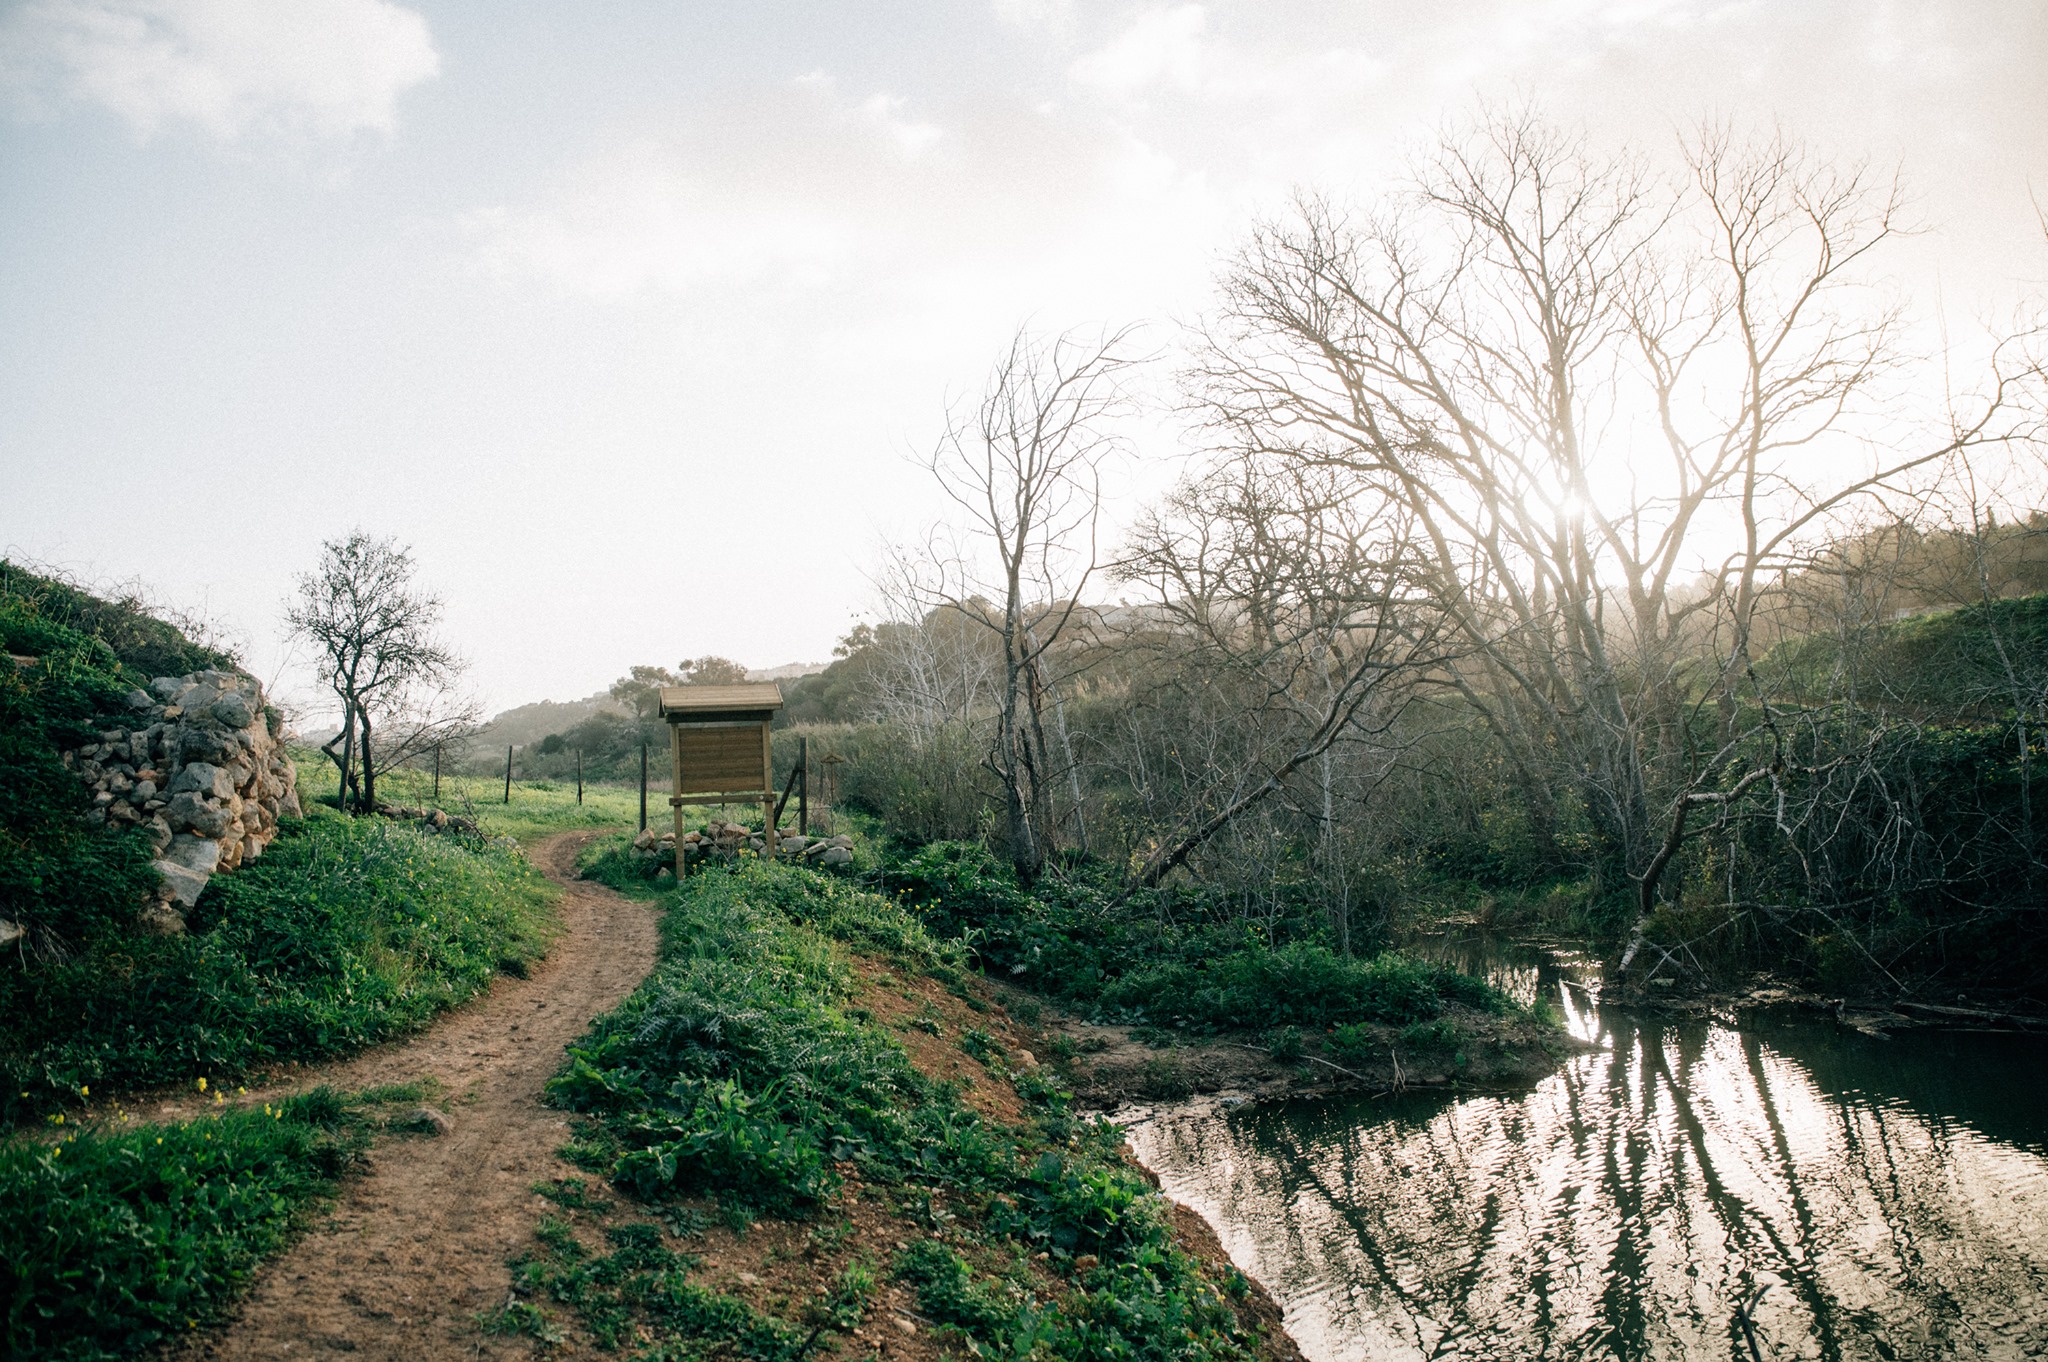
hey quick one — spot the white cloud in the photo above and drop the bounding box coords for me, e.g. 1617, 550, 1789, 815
859, 93, 943, 159
0, 0, 439, 142
463, 138, 847, 299
1071, 5, 1208, 94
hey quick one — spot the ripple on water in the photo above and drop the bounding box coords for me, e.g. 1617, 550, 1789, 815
1125, 994, 2048, 1361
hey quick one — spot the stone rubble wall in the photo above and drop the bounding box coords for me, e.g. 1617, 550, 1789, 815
61, 669, 301, 931
634, 817, 855, 866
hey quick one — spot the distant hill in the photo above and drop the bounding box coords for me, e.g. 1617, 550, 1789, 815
748, 662, 828, 681
467, 693, 625, 752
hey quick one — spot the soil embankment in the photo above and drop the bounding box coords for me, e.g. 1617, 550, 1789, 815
172, 831, 659, 1362
1019, 997, 1580, 1108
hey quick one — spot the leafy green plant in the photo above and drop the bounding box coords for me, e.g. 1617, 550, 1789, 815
0, 1086, 387, 1361
534, 859, 1268, 1362
3, 817, 556, 1121
1099, 941, 1507, 1033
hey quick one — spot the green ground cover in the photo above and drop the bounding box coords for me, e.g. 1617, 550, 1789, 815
512, 856, 1275, 1362
2, 813, 555, 1123
290, 755, 653, 845
874, 837, 1515, 1034
0, 1085, 431, 1362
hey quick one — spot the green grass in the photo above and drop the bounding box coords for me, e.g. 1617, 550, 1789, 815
1, 816, 556, 1122
0, 1085, 422, 1361
519, 859, 1268, 1362
289, 753, 650, 845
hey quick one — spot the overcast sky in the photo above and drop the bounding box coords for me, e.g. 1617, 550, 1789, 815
3, 0, 2044, 718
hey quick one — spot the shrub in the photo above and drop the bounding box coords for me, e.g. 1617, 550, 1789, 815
1097, 941, 1508, 1033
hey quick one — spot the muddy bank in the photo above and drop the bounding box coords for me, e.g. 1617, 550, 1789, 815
999, 991, 1584, 1107
1603, 974, 2048, 1039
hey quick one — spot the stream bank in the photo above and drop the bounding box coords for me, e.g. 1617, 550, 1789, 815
1114, 931, 2048, 1361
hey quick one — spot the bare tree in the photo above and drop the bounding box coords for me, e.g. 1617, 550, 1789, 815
1118, 453, 1446, 891
287, 533, 464, 814
910, 323, 1145, 881
1196, 107, 2043, 966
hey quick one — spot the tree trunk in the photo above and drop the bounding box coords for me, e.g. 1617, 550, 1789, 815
358, 707, 377, 813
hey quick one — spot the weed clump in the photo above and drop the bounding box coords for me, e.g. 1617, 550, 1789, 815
532, 859, 1271, 1362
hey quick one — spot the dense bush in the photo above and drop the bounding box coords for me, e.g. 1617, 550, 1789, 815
1098, 942, 1505, 1032
2, 818, 555, 1120
0, 1087, 369, 1361
874, 838, 1512, 1031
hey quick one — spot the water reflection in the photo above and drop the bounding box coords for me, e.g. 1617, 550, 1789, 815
1124, 945, 2048, 1361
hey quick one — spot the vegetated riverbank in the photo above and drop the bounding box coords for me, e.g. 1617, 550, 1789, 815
1123, 932, 2048, 1362
1020, 997, 1580, 1108
590, 827, 1578, 1109
511, 845, 1308, 1362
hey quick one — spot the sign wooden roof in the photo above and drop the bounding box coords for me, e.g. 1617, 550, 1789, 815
658, 682, 784, 718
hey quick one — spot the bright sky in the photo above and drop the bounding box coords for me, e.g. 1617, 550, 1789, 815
3, 0, 2044, 718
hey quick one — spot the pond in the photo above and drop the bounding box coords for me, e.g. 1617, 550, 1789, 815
1122, 938, 2048, 1361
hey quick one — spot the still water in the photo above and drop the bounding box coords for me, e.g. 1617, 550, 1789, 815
1123, 940, 2048, 1361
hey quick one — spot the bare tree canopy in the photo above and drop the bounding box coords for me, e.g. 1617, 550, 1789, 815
287, 532, 468, 814
897, 322, 1147, 881
1193, 106, 2046, 963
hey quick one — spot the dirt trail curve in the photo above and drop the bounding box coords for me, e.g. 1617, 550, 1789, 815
172, 830, 660, 1362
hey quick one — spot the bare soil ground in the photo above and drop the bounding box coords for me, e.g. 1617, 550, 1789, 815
169, 830, 659, 1362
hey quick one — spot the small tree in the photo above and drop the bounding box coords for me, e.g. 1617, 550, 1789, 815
288, 533, 463, 814
907, 323, 1144, 882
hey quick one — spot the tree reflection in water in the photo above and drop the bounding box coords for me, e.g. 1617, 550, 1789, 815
1123, 952, 2048, 1361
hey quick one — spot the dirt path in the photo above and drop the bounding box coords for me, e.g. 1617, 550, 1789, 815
173, 830, 660, 1362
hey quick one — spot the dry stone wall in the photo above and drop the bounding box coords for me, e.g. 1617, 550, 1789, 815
62, 669, 300, 931
635, 818, 854, 866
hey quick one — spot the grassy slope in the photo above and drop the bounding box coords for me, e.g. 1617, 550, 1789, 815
2, 813, 556, 1123
0, 1084, 437, 1361
499, 852, 1299, 1362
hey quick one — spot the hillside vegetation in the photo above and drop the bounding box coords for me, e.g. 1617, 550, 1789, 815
1, 565, 561, 1120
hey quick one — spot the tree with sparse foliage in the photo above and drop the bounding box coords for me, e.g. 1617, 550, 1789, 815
287, 533, 465, 814
904, 323, 1145, 882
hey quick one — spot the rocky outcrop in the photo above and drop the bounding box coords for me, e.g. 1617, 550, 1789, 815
62, 669, 300, 932
633, 819, 855, 866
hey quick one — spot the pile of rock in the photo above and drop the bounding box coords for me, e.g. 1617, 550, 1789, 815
632, 819, 855, 867
371, 803, 482, 836
61, 669, 301, 932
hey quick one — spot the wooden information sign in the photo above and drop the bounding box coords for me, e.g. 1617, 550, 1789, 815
658, 682, 784, 860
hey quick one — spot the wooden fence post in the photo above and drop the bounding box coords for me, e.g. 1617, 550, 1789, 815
639, 740, 648, 832
798, 735, 809, 836
576, 748, 583, 805
432, 743, 441, 802
503, 744, 513, 804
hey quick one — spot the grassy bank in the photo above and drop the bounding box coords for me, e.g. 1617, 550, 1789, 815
874, 838, 1518, 1036
503, 854, 1295, 1362
1, 1085, 434, 1361
2, 814, 555, 1124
